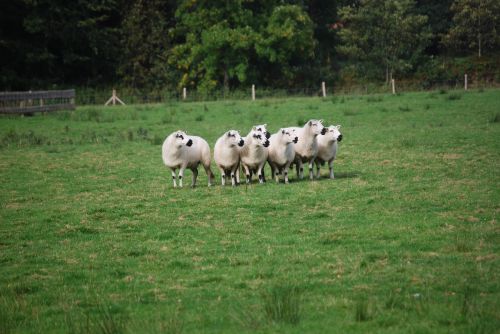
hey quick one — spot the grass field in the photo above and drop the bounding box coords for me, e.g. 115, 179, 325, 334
1, 89, 499, 333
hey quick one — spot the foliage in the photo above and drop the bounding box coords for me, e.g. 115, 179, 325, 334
119, 0, 175, 91
1, 1, 499, 91
337, 0, 431, 82
443, 0, 500, 57
255, 5, 316, 87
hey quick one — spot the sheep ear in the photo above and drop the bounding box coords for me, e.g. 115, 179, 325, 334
308, 121, 312, 126
320, 119, 324, 123
337, 125, 341, 129
281, 129, 285, 134
263, 124, 267, 127
227, 131, 231, 137
252, 126, 256, 131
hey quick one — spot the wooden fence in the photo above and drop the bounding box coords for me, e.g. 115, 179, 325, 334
0, 89, 75, 114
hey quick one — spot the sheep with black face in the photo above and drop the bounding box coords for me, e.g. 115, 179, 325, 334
214, 130, 245, 186
315, 125, 342, 179
161, 130, 214, 188
239, 130, 270, 184
267, 129, 298, 184
288, 119, 327, 180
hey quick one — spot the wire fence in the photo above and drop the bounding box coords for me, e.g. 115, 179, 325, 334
62, 77, 500, 106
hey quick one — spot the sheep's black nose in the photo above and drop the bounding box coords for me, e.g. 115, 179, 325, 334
265, 131, 271, 139
338, 134, 343, 142
186, 139, 193, 147
321, 127, 327, 135
264, 140, 270, 147
293, 137, 298, 143
238, 139, 244, 147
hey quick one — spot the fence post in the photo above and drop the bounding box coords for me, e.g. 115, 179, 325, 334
105, 89, 125, 106
183, 87, 187, 100
464, 74, 468, 91
321, 82, 326, 98
252, 84, 255, 101
391, 79, 396, 94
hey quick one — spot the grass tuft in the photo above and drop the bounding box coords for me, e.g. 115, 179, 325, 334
490, 113, 500, 123
366, 95, 383, 103
354, 299, 373, 322
262, 285, 302, 325
447, 93, 462, 101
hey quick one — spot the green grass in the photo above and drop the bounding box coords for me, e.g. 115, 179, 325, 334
0, 89, 499, 333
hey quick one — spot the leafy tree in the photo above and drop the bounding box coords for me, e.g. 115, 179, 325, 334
415, 0, 454, 55
443, 0, 500, 57
337, 0, 431, 83
26, 0, 122, 87
119, 0, 175, 91
255, 5, 316, 87
168, 0, 257, 92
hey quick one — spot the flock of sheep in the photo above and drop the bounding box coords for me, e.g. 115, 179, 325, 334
161, 119, 342, 188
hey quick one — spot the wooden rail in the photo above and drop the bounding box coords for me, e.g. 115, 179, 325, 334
0, 89, 75, 114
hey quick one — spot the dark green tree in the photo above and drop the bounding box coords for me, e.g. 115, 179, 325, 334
119, 0, 175, 91
443, 0, 500, 57
8, 0, 123, 89
337, 0, 431, 83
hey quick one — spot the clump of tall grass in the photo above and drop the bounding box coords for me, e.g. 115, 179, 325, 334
398, 105, 411, 112
1, 129, 49, 148
354, 299, 373, 322
490, 113, 500, 123
262, 285, 302, 325
447, 93, 462, 101
366, 95, 384, 103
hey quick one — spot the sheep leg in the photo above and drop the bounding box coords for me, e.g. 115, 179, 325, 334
284, 162, 291, 184
219, 167, 226, 186
257, 163, 266, 184
328, 159, 335, 179
308, 159, 314, 180
178, 167, 186, 188
315, 160, 321, 179
202, 164, 214, 186
242, 164, 251, 184
230, 173, 236, 187
171, 169, 177, 188
275, 167, 280, 183
235, 161, 241, 184
297, 161, 304, 179
191, 168, 198, 188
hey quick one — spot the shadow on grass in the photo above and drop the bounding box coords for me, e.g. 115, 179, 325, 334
334, 171, 361, 179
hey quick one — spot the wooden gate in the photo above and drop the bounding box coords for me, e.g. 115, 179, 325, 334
0, 89, 75, 114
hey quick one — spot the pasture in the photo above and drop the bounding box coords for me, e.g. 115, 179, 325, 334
0, 89, 499, 333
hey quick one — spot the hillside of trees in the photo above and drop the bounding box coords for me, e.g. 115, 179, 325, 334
1, 0, 499, 93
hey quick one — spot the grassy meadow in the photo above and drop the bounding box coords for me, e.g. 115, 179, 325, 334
0, 89, 499, 333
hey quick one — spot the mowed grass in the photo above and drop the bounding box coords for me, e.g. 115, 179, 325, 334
0, 89, 499, 333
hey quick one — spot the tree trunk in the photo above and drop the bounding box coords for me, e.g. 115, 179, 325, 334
223, 65, 229, 91
478, 32, 482, 58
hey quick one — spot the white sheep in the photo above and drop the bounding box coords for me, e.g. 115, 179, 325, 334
236, 124, 271, 184
267, 129, 298, 184
214, 130, 245, 186
239, 130, 270, 184
315, 125, 342, 179
288, 119, 327, 180
161, 130, 214, 188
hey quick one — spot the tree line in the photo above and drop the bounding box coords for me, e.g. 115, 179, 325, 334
1, 0, 499, 93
